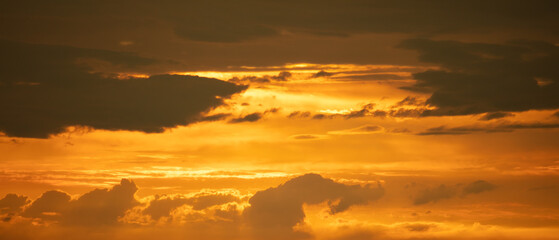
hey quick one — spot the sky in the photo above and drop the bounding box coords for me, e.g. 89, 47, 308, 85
1, 1, 559, 239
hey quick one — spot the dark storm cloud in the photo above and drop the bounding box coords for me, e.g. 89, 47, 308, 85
418, 122, 559, 135
414, 180, 496, 205
400, 39, 559, 116
22, 179, 138, 225
243, 174, 384, 238
0, 40, 247, 138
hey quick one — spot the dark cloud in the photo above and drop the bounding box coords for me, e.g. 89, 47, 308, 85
414, 180, 496, 205
243, 174, 384, 238
0, 194, 28, 219
6, 1, 557, 43
418, 122, 559, 135
312, 70, 335, 78
479, 112, 515, 121
553, 111, 559, 118
413, 185, 455, 205
288, 111, 311, 119
198, 113, 232, 122
400, 39, 559, 116
228, 72, 292, 84
332, 74, 409, 81
462, 180, 496, 196
0, 40, 247, 138
229, 113, 263, 123
22, 179, 138, 225
404, 223, 432, 232
22, 190, 71, 219
394, 96, 425, 107
228, 108, 279, 123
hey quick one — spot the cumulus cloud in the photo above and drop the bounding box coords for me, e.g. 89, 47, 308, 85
0, 194, 28, 221
400, 39, 559, 116
143, 192, 241, 220
22, 179, 138, 225
0, 40, 247, 138
243, 174, 384, 238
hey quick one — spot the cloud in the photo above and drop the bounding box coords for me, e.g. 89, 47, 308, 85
328, 125, 384, 135
479, 112, 514, 121
399, 39, 559, 116
0, 40, 247, 138
8, 1, 555, 43
413, 185, 455, 205
228, 108, 279, 123
418, 121, 559, 135
228, 72, 292, 84
414, 180, 496, 205
22, 190, 72, 219
22, 179, 138, 225
229, 113, 263, 123
462, 180, 496, 196
312, 70, 336, 78
290, 134, 329, 140
243, 174, 384, 237
0, 194, 28, 221
143, 192, 241, 220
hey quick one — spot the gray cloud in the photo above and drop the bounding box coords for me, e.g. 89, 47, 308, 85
243, 174, 384, 238
462, 180, 496, 196
0, 40, 247, 138
400, 39, 559, 116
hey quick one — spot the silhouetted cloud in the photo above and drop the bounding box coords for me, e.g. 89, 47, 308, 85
0, 40, 247, 138
312, 70, 335, 78
479, 112, 514, 121
328, 125, 384, 135
462, 180, 496, 196
228, 108, 279, 123
22, 179, 138, 225
228, 72, 292, 84
7, 1, 556, 43
288, 111, 311, 119
418, 122, 559, 135
400, 39, 559, 116
243, 174, 384, 238
413, 185, 455, 205
229, 113, 263, 123
0, 194, 28, 220
414, 180, 496, 205
143, 192, 241, 220
22, 190, 71, 219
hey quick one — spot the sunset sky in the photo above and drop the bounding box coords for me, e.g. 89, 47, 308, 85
1, 1, 559, 239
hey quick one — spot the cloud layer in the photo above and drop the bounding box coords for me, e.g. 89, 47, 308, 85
0, 40, 247, 138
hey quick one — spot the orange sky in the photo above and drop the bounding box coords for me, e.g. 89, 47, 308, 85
1, 1, 559, 239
